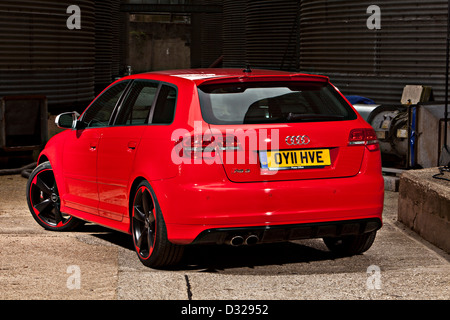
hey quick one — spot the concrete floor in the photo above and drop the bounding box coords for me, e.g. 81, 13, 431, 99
0, 174, 449, 301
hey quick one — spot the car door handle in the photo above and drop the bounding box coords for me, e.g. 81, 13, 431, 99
89, 141, 97, 151
128, 141, 137, 150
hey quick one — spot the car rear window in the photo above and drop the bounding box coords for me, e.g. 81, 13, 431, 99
198, 82, 357, 125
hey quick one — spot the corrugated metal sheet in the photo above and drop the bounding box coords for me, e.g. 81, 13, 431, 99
201, 0, 223, 67
95, 0, 122, 92
191, 0, 223, 68
222, 0, 246, 68
94, 0, 112, 87
0, 0, 95, 108
222, 0, 300, 70
111, 0, 121, 79
245, 0, 299, 71
299, 0, 449, 104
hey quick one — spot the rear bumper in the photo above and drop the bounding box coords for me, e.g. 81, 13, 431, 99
192, 218, 382, 245
151, 171, 384, 245
150, 148, 384, 245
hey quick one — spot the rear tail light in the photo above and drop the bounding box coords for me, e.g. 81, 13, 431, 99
176, 133, 240, 158
219, 134, 240, 151
348, 128, 379, 151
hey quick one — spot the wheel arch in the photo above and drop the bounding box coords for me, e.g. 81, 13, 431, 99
37, 154, 49, 165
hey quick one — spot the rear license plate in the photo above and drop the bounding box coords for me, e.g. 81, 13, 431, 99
260, 149, 331, 170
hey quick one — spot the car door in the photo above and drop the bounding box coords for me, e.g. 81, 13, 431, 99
61, 80, 131, 216
96, 80, 160, 221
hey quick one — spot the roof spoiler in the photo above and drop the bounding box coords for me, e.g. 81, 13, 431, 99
197, 73, 330, 86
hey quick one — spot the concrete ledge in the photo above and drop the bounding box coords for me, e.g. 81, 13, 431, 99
384, 175, 399, 191
382, 167, 404, 192
398, 167, 450, 253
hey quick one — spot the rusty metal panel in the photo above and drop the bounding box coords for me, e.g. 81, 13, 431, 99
299, 0, 449, 104
0, 0, 95, 108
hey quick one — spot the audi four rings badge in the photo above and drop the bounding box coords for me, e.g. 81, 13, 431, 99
285, 135, 311, 146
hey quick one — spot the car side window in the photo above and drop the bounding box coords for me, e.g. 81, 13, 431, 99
151, 84, 177, 124
115, 81, 159, 126
82, 81, 130, 128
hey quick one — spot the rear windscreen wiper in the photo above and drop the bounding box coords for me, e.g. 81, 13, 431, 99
286, 113, 345, 122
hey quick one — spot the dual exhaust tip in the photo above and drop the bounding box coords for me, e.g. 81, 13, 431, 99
229, 234, 259, 247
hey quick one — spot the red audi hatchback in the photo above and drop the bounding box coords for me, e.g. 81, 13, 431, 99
26, 69, 384, 268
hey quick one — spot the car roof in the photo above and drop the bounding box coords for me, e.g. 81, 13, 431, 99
123, 68, 329, 86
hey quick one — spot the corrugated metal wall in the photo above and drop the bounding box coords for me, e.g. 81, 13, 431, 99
245, 0, 300, 71
221, 0, 449, 105
95, 0, 122, 93
1, 1, 448, 107
222, 0, 246, 68
299, 0, 449, 104
191, 0, 223, 68
0, 1, 96, 108
222, 0, 300, 70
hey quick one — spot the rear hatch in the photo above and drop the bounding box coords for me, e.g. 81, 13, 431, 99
197, 77, 370, 182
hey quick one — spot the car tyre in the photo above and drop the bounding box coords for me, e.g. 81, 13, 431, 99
323, 231, 377, 256
131, 181, 184, 268
26, 161, 84, 231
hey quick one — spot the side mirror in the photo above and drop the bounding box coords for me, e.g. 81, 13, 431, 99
55, 112, 81, 129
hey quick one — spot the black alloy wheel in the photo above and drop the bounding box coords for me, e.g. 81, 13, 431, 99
132, 184, 157, 260
131, 181, 184, 268
26, 161, 83, 231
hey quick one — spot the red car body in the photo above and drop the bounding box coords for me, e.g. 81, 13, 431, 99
27, 69, 384, 267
